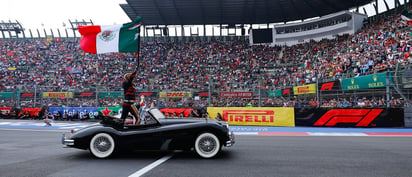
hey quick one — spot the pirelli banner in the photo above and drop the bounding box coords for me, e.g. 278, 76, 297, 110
159, 91, 192, 98
42, 92, 74, 98
294, 108, 404, 127
207, 107, 295, 126
293, 84, 316, 95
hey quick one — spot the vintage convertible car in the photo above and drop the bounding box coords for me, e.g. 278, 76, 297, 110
62, 108, 234, 159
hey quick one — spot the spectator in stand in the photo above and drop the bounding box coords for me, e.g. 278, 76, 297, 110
0, 8, 411, 108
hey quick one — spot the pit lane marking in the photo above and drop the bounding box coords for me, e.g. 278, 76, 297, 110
128, 152, 176, 177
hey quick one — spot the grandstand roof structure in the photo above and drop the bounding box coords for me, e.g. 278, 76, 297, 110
120, 0, 374, 25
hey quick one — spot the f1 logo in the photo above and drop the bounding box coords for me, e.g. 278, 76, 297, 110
283, 89, 290, 95
320, 82, 334, 91
313, 109, 383, 126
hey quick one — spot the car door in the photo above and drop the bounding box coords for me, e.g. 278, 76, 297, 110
119, 113, 165, 150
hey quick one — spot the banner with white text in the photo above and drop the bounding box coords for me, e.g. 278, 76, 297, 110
207, 107, 295, 126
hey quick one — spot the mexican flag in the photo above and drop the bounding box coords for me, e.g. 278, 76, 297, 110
302, 60, 310, 68
78, 17, 142, 54
401, 11, 412, 25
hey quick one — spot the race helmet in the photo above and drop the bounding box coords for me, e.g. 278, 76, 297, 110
124, 73, 132, 80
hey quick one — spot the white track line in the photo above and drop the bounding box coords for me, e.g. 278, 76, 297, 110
0, 128, 66, 133
128, 152, 175, 177
235, 132, 259, 135
308, 132, 368, 136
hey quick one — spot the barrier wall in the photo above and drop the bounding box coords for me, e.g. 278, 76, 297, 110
48, 107, 194, 118
404, 107, 412, 128
0, 106, 406, 127
295, 108, 404, 127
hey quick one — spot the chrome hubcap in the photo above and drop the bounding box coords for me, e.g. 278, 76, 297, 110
199, 136, 216, 154
94, 137, 111, 152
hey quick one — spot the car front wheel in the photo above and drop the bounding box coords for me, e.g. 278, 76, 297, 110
89, 133, 115, 158
194, 132, 221, 158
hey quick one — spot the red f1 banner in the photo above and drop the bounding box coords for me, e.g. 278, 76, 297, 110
282, 88, 292, 96
137, 92, 156, 97
207, 107, 295, 126
21, 93, 35, 97
313, 109, 383, 126
320, 82, 334, 91
295, 108, 404, 127
318, 80, 341, 92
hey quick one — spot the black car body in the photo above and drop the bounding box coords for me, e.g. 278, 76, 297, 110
62, 108, 234, 158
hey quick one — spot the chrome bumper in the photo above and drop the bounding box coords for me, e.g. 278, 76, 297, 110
225, 131, 235, 147
61, 133, 74, 146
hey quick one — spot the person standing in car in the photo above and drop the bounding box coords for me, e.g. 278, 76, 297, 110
120, 68, 141, 125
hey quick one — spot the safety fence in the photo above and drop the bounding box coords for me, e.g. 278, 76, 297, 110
1, 69, 411, 109
0, 106, 406, 128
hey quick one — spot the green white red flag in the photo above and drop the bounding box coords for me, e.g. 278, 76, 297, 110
401, 11, 412, 25
78, 17, 142, 54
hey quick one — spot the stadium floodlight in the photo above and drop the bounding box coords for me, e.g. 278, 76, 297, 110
0, 20, 24, 38
68, 19, 94, 38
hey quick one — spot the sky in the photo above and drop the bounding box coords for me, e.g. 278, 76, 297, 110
0, 0, 130, 30
0, 0, 403, 36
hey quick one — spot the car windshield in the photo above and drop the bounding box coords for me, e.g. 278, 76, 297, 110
148, 108, 166, 120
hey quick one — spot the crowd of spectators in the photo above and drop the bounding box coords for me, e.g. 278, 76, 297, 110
0, 8, 412, 108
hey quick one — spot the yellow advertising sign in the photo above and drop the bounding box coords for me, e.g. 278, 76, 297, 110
159, 91, 192, 98
207, 107, 295, 127
293, 84, 316, 95
42, 92, 74, 98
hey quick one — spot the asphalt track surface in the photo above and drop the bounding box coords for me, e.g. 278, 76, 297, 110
1, 120, 412, 177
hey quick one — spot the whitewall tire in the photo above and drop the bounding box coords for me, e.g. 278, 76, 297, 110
194, 132, 221, 158
89, 133, 115, 159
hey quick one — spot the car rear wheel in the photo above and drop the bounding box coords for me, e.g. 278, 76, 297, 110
194, 132, 221, 158
89, 133, 115, 159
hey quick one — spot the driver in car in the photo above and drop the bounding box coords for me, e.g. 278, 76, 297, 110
121, 68, 143, 125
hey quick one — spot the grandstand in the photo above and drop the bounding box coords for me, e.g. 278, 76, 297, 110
0, 0, 411, 112
272, 11, 367, 46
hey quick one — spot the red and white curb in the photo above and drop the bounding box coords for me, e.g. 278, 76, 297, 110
235, 132, 412, 136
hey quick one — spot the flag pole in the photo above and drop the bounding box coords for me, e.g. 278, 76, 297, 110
135, 27, 141, 72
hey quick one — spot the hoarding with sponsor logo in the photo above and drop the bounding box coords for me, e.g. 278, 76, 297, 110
21, 93, 35, 98
99, 92, 123, 98
281, 87, 294, 97
341, 72, 391, 91
49, 107, 101, 118
219, 92, 253, 98
0, 92, 14, 99
136, 92, 158, 97
0, 107, 11, 114
207, 107, 295, 126
268, 90, 282, 98
76, 92, 95, 97
195, 92, 218, 97
159, 91, 192, 98
42, 92, 74, 98
318, 80, 341, 92
19, 108, 42, 116
293, 84, 316, 95
294, 108, 404, 127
